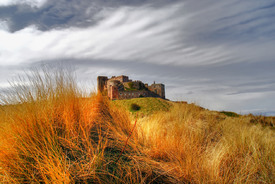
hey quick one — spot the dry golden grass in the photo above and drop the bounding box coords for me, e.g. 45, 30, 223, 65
0, 68, 274, 183
136, 103, 275, 183
0, 68, 174, 183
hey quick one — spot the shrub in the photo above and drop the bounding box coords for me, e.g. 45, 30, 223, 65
130, 103, 140, 111
220, 111, 240, 117
128, 82, 134, 89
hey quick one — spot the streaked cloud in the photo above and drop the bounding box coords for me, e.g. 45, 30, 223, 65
0, 0, 47, 8
0, 2, 261, 66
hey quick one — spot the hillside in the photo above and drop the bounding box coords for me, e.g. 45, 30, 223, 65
113, 97, 275, 128
0, 70, 274, 183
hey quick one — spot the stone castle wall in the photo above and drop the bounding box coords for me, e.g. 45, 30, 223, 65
117, 90, 159, 99
97, 75, 165, 100
110, 75, 130, 83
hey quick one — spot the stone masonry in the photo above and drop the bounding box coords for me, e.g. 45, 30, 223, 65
97, 75, 165, 100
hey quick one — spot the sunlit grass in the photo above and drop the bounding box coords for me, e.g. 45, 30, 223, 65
136, 103, 275, 183
0, 68, 149, 183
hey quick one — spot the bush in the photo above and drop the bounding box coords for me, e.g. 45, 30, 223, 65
128, 82, 134, 89
220, 111, 240, 117
130, 103, 140, 111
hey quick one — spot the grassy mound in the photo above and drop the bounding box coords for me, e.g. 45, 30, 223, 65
112, 97, 172, 116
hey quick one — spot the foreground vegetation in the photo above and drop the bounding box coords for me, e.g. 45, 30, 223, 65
0, 70, 274, 183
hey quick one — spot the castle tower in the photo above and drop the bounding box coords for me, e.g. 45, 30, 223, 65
159, 84, 165, 99
97, 76, 108, 93
149, 83, 165, 99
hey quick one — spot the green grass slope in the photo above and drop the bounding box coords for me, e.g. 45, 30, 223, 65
112, 97, 172, 116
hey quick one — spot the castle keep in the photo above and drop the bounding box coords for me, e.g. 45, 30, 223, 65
97, 75, 165, 100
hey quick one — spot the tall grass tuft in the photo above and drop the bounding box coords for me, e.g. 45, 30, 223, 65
0, 68, 98, 183
0, 68, 176, 183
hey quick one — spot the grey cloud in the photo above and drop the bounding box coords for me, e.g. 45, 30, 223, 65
0, 0, 175, 32
179, 0, 275, 46
0, 1, 100, 31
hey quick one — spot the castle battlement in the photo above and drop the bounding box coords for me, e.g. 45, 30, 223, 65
97, 75, 165, 100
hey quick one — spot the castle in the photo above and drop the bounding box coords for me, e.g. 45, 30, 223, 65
97, 75, 165, 100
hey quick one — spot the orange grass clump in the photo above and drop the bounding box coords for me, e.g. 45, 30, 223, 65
0, 68, 175, 183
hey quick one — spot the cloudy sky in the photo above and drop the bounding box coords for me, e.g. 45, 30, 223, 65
0, 0, 275, 115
